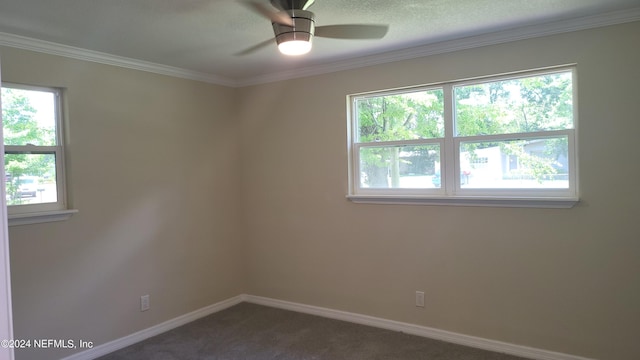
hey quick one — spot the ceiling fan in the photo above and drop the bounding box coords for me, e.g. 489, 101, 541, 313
238, 0, 389, 56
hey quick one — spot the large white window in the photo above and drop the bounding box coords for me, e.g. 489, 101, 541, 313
2, 83, 72, 220
348, 67, 578, 207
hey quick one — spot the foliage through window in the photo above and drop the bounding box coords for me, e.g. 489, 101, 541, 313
2, 83, 68, 214
348, 67, 578, 205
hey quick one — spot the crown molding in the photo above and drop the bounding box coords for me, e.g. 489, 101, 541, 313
0, 32, 238, 87
236, 7, 640, 86
1, 8, 639, 88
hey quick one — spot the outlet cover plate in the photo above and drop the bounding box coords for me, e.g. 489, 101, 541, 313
415, 291, 425, 307
141, 295, 150, 311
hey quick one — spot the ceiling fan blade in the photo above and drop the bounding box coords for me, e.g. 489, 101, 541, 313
315, 24, 389, 39
234, 38, 275, 56
241, 1, 294, 26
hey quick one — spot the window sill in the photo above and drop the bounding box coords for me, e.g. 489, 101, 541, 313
8, 209, 79, 226
346, 195, 579, 208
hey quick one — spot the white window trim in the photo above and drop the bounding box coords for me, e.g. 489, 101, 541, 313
347, 66, 579, 208
2, 82, 77, 224
7, 209, 78, 226
346, 195, 578, 208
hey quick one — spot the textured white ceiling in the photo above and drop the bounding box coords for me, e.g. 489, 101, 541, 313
0, 0, 639, 84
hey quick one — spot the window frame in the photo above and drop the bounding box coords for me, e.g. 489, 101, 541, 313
350, 84, 447, 197
347, 66, 579, 208
2, 82, 75, 222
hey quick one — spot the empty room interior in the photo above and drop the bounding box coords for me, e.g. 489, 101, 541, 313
0, 1, 639, 360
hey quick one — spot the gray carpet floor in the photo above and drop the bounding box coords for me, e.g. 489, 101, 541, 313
97, 302, 529, 360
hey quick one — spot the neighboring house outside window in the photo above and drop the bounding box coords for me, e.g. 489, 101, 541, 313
1, 83, 74, 223
347, 66, 578, 207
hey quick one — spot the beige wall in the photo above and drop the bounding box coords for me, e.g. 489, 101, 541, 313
239, 22, 640, 360
2, 47, 245, 360
2, 20, 639, 360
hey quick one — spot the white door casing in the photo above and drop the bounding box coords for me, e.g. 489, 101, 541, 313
0, 55, 16, 360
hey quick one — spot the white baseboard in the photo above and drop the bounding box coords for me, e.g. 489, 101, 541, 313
61, 294, 595, 360
60, 295, 244, 360
243, 295, 595, 360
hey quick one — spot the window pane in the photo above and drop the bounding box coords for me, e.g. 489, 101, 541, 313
455, 72, 573, 136
5, 154, 57, 205
1, 87, 57, 146
355, 88, 444, 142
359, 145, 441, 189
460, 137, 569, 189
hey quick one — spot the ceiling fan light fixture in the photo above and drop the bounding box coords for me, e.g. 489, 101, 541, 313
239, 1, 388, 57
278, 39, 312, 56
272, 9, 315, 56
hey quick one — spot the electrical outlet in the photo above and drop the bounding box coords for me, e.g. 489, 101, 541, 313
140, 295, 150, 311
415, 291, 425, 307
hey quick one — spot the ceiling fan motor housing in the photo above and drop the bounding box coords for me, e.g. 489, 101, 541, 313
272, 9, 315, 47
270, 0, 316, 11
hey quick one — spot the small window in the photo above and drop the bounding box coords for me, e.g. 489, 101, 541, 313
352, 87, 445, 192
2, 83, 69, 216
348, 67, 578, 207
